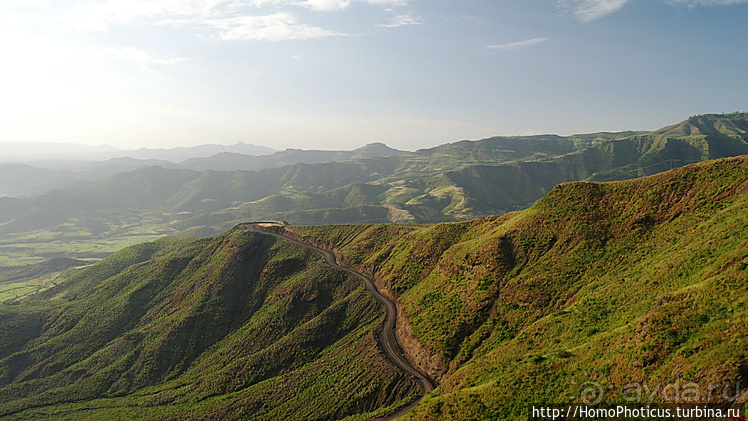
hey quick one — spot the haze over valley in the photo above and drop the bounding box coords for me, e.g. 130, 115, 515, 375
1, 113, 747, 269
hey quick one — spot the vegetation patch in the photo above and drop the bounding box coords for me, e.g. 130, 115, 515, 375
293, 156, 748, 419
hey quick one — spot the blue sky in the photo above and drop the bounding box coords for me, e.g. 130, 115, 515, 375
0, 0, 746, 151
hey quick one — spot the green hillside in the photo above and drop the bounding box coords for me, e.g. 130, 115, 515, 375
0, 231, 419, 420
590, 112, 748, 181
1, 113, 747, 267
287, 155, 748, 419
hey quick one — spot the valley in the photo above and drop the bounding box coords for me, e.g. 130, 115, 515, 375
2, 113, 747, 268
0, 153, 746, 419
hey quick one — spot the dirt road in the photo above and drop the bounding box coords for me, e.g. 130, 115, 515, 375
246, 223, 434, 419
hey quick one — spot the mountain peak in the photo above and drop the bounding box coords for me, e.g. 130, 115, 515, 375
352, 142, 406, 157
652, 112, 748, 138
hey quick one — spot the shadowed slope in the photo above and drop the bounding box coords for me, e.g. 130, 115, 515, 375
0, 229, 419, 420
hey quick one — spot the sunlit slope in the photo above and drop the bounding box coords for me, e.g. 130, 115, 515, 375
289, 155, 748, 419
0, 230, 419, 420
1, 113, 747, 267
590, 112, 748, 180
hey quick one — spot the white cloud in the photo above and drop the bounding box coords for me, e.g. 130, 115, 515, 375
557, 0, 630, 21
558, 0, 748, 21
210, 12, 344, 41
0, 0, 412, 41
378, 13, 421, 28
0, 0, 236, 32
244, 0, 288, 7
487, 37, 549, 50
298, 0, 351, 11
107, 47, 186, 73
296, 0, 408, 11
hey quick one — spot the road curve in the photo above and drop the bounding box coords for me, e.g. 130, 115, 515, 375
245, 223, 434, 419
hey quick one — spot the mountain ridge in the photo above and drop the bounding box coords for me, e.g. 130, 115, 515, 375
1, 113, 747, 267
1, 155, 746, 419
285, 155, 748, 418
0, 142, 405, 197
0, 141, 276, 164
0, 231, 419, 420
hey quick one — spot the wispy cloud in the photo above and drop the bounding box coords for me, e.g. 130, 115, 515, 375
487, 37, 549, 51
558, 0, 748, 22
378, 13, 421, 28
557, 0, 630, 21
298, 0, 351, 11
210, 13, 345, 41
297, 0, 408, 11
0, 0, 410, 41
0, 0, 238, 32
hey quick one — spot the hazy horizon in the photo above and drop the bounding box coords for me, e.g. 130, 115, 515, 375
1, 0, 747, 151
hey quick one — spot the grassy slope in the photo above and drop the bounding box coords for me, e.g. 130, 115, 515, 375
0, 258, 90, 303
590, 112, 748, 181
0, 229, 419, 420
1, 114, 746, 269
289, 156, 748, 419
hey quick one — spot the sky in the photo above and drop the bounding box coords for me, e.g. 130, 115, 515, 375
0, 0, 746, 151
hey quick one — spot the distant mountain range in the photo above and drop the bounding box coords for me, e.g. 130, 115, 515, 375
0, 142, 405, 196
0, 141, 276, 163
0, 113, 747, 265
179, 142, 406, 172
0, 142, 120, 162
113, 142, 277, 161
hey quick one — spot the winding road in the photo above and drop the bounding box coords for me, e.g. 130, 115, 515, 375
245, 223, 434, 420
